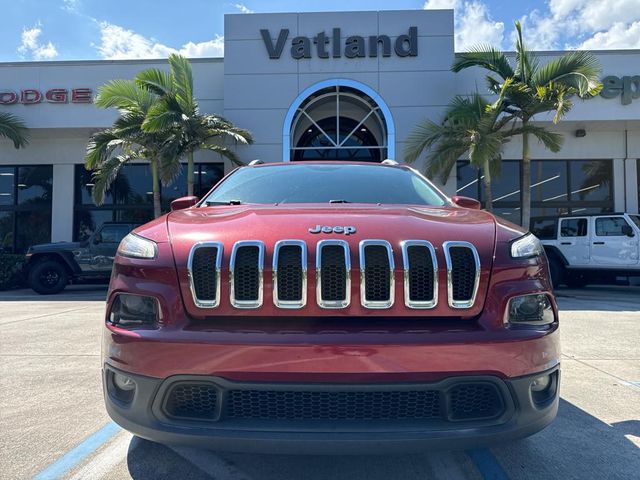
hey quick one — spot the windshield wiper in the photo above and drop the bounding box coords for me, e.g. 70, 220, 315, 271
329, 199, 352, 204
205, 200, 242, 206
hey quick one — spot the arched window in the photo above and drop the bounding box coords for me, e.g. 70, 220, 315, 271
283, 80, 395, 162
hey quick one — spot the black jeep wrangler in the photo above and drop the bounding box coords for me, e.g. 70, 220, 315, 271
24, 222, 137, 294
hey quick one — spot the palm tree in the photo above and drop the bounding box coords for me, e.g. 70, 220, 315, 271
0, 112, 29, 149
85, 80, 173, 218
405, 93, 515, 211
452, 21, 601, 227
137, 54, 253, 196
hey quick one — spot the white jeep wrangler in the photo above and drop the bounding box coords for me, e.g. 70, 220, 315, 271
531, 213, 640, 288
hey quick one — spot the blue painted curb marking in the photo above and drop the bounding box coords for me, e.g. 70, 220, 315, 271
466, 448, 510, 480
33, 422, 121, 480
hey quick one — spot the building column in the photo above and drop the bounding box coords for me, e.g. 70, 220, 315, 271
51, 164, 75, 242
612, 158, 626, 212
624, 158, 639, 214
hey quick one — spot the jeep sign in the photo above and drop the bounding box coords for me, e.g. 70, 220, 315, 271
261, 27, 418, 60
600, 75, 640, 105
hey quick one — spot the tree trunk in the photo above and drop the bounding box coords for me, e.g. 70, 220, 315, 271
187, 150, 195, 197
151, 158, 161, 218
482, 159, 493, 212
521, 122, 531, 229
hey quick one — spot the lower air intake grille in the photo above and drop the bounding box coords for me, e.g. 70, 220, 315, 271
407, 245, 435, 302
276, 245, 303, 301
191, 246, 219, 303
233, 246, 260, 302
363, 245, 391, 302
224, 389, 441, 421
448, 383, 503, 421
319, 245, 347, 302
164, 383, 218, 420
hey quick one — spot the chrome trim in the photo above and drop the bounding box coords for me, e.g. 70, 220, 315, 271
443, 241, 481, 309
229, 240, 265, 309
400, 240, 438, 309
359, 240, 394, 309
272, 240, 307, 309
187, 242, 223, 309
316, 239, 351, 309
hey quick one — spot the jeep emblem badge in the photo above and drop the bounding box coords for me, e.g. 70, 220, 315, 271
309, 225, 357, 235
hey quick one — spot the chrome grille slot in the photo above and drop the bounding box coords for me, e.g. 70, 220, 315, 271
443, 241, 480, 309
273, 240, 307, 309
359, 240, 394, 309
316, 240, 351, 309
230, 241, 264, 309
402, 240, 438, 309
187, 242, 223, 308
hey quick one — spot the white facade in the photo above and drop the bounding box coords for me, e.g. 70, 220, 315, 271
0, 9, 639, 250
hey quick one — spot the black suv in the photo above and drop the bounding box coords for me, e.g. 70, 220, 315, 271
24, 222, 137, 294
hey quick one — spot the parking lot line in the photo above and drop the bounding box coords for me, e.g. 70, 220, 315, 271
67, 431, 133, 480
32, 422, 121, 480
466, 449, 509, 480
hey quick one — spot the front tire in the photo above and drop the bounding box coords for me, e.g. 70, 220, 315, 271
548, 258, 564, 289
28, 260, 69, 295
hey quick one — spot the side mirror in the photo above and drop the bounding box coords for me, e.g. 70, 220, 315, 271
93, 233, 102, 244
171, 196, 199, 211
621, 225, 635, 237
451, 195, 481, 210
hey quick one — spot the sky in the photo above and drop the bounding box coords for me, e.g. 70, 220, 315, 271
2, 0, 640, 62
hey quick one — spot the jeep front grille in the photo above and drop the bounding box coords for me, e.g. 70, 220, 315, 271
443, 242, 481, 309
316, 240, 351, 309
188, 242, 223, 308
230, 241, 264, 309
187, 240, 482, 311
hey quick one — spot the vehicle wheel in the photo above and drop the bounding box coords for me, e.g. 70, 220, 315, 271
548, 258, 564, 289
28, 260, 69, 295
565, 273, 587, 288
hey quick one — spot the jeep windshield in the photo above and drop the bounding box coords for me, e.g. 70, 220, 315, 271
201, 163, 447, 206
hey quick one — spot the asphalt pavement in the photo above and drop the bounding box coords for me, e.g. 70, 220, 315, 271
0, 285, 638, 479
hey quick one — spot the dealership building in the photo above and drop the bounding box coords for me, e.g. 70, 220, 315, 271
1, 9, 639, 252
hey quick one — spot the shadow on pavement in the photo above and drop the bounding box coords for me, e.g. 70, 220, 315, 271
555, 285, 640, 312
0, 285, 108, 301
123, 398, 640, 480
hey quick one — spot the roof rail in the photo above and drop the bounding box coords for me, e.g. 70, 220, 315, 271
248, 159, 264, 166
381, 159, 399, 165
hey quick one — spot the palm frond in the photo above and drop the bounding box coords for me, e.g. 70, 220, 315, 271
200, 143, 245, 166
403, 120, 449, 164
510, 124, 564, 152
85, 129, 124, 169
91, 154, 131, 205
168, 54, 196, 115
0, 112, 29, 149
452, 45, 514, 80
532, 51, 602, 96
135, 68, 174, 97
513, 21, 538, 83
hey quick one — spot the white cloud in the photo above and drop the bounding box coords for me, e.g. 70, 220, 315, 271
577, 21, 640, 49
96, 22, 224, 59
234, 3, 254, 14
62, 0, 81, 13
17, 22, 59, 60
424, 0, 504, 51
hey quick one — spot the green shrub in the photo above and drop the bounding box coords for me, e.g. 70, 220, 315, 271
0, 254, 26, 291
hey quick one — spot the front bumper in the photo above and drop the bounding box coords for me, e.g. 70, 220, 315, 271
103, 364, 560, 454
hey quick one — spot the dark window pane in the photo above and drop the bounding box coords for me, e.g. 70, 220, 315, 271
197, 164, 225, 198
531, 218, 557, 239
15, 210, 51, 252
74, 210, 114, 241
531, 205, 569, 219
561, 218, 587, 237
456, 162, 479, 199
630, 215, 640, 229
487, 161, 520, 203
75, 166, 114, 206
162, 165, 187, 209
99, 224, 130, 243
114, 209, 153, 225
0, 167, 15, 206
595, 217, 630, 236
0, 211, 14, 252
531, 160, 567, 204
570, 206, 613, 215
17, 166, 53, 207
569, 160, 612, 202
114, 165, 153, 205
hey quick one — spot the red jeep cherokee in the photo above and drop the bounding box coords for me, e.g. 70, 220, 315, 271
102, 161, 560, 454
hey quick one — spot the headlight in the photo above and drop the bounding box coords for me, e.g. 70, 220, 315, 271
108, 293, 159, 327
117, 233, 157, 259
508, 294, 555, 325
511, 233, 543, 258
